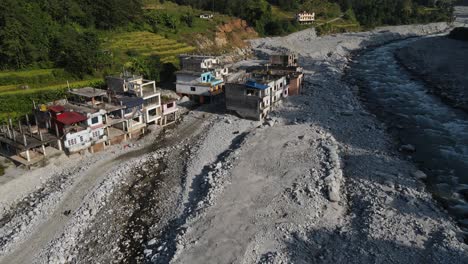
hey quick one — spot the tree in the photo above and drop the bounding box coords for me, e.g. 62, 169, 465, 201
53, 29, 102, 78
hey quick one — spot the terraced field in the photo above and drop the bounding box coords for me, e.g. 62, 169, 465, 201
102, 31, 196, 65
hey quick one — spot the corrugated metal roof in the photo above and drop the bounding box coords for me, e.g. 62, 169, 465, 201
245, 80, 269, 90
56, 112, 87, 125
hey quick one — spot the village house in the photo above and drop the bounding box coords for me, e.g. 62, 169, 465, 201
176, 55, 229, 103
248, 65, 304, 96
67, 87, 125, 152
47, 105, 92, 154
176, 70, 224, 104
225, 79, 272, 121
106, 74, 162, 125
199, 14, 213, 19
296, 11, 315, 24
269, 53, 298, 67
160, 97, 179, 127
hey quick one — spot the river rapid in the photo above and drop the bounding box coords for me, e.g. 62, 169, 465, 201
347, 37, 468, 228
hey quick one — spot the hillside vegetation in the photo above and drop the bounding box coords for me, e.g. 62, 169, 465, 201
168, 0, 454, 35
0, 0, 255, 119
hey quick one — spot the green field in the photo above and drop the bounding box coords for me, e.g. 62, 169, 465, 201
102, 31, 196, 65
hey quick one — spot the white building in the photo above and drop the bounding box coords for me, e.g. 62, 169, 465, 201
296, 11, 315, 24
106, 75, 162, 125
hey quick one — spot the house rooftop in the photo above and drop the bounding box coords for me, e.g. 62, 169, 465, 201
115, 95, 145, 109
245, 80, 269, 90
69, 87, 107, 98
48, 105, 65, 113
176, 70, 208, 76
56, 112, 87, 125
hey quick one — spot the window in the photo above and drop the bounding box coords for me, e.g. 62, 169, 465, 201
280, 83, 283, 88
246, 89, 256, 96
91, 116, 99, 124
148, 108, 157, 117
191, 87, 196, 92
79, 136, 84, 142
167, 102, 174, 108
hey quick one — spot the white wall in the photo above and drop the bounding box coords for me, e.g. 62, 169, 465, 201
176, 83, 211, 96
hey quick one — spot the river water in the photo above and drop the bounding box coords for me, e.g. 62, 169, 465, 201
347, 37, 468, 226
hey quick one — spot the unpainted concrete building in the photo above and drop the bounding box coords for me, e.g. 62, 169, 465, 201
225, 79, 272, 120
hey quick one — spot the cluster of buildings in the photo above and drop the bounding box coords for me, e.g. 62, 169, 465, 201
0, 53, 303, 167
0, 75, 180, 167
224, 54, 304, 120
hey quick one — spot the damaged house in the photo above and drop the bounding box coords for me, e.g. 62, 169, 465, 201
176, 55, 228, 103
106, 74, 162, 125
0, 114, 60, 167
225, 79, 272, 121
160, 97, 179, 127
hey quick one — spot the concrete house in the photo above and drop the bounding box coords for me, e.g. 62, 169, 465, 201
296, 11, 315, 24
160, 97, 179, 127
269, 54, 298, 67
176, 70, 224, 104
200, 14, 213, 19
247, 64, 304, 96
225, 79, 272, 120
48, 105, 92, 153
106, 75, 162, 125
111, 95, 146, 138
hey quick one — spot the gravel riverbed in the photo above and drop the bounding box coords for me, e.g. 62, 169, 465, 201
0, 21, 467, 264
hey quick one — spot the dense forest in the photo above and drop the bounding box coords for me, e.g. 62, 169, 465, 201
0, 0, 143, 73
0, 0, 454, 74
169, 0, 454, 34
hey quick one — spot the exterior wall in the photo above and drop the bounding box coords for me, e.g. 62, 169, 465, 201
64, 128, 92, 153
144, 106, 162, 124
288, 75, 302, 96
90, 142, 106, 153
106, 77, 126, 93
176, 83, 212, 96
270, 55, 298, 67
109, 134, 126, 145
177, 73, 199, 83
226, 83, 270, 120
162, 102, 178, 115
296, 12, 315, 24
282, 85, 289, 98
143, 94, 162, 124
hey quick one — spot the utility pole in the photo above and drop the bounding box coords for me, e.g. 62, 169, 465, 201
212, 0, 215, 15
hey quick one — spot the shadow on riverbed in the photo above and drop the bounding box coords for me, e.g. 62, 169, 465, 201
282, 222, 468, 263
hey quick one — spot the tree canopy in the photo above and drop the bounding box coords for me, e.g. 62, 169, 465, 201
0, 0, 143, 72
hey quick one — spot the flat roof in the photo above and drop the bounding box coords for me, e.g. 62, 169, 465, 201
245, 80, 269, 90
69, 87, 107, 98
